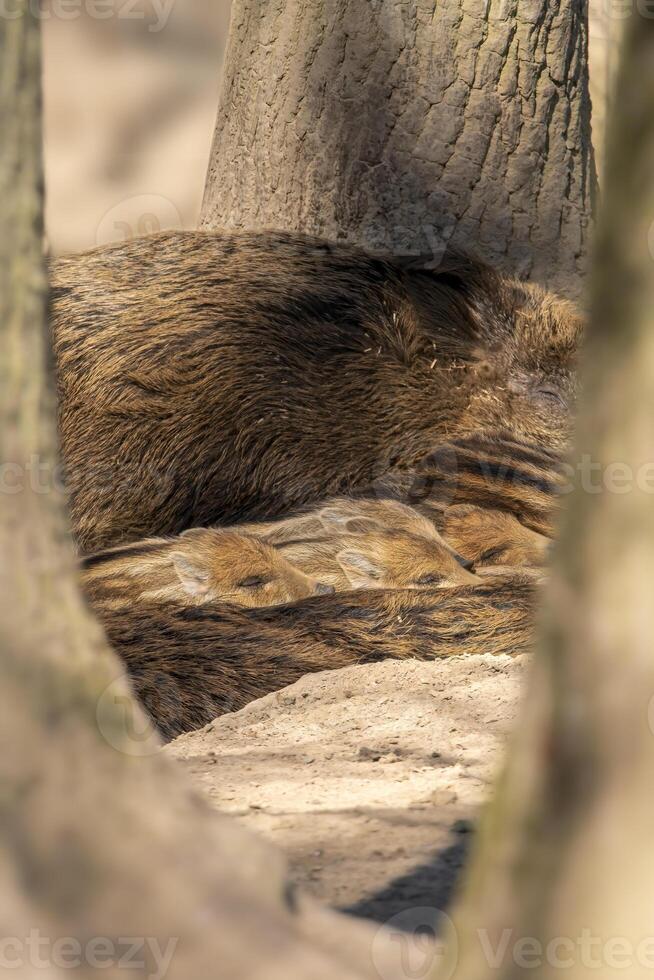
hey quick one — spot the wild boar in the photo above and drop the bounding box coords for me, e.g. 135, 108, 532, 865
234, 497, 474, 589
51, 231, 582, 550
237, 497, 442, 546
80, 528, 332, 611
369, 430, 568, 538
441, 505, 551, 569
94, 578, 536, 740
236, 434, 564, 573
271, 517, 476, 592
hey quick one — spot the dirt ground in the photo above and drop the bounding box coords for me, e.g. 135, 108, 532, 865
168, 655, 525, 927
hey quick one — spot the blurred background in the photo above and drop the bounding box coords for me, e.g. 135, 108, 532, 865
42, 0, 619, 256
43, 0, 232, 253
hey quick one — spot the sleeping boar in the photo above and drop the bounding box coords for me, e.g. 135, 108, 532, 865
93, 578, 536, 740
270, 511, 476, 592
237, 497, 443, 546
442, 505, 551, 569
51, 231, 582, 550
234, 497, 474, 590
369, 430, 568, 538
80, 528, 332, 610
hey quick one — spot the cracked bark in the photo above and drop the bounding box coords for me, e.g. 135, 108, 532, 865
201, 0, 595, 299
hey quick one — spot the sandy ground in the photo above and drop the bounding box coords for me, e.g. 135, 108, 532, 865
168, 655, 525, 927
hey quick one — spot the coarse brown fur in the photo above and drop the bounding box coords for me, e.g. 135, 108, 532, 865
80, 528, 332, 611
51, 231, 583, 551
94, 579, 536, 740
369, 430, 569, 537
236, 436, 566, 564
277, 526, 477, 591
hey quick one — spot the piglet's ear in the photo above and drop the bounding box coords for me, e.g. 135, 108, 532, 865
319, 507, 382, 534
170, 552, 211, 597
336, 550, 383, 589
180, 527, 211, 540
342, 517, 383, 536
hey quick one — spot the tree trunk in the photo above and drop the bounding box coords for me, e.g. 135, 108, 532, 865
201, 0, 595, 299
441, 20, 654, 980
0, 9, 397, 978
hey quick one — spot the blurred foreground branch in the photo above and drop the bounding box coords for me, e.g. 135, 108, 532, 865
442, 18, 654, 980
0, 8, 395, 978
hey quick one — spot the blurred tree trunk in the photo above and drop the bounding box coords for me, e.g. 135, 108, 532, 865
0, 8, 395, 978
201, 0, 595, 299
442, 19, 654, 980
588, 1, 622, 176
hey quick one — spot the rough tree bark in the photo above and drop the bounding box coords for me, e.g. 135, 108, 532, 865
201, 0, 595, 299
0, 8, 397, 978
440, 20, 654, 980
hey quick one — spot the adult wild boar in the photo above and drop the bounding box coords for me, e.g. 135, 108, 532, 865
51, 231, 582, 551
94, 578, 536, 741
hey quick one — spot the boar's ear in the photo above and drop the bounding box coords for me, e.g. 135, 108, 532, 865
336, 549, 384, 589
170, 552, 211, 597
396, 248, 503, 353
179, 527, 214, 543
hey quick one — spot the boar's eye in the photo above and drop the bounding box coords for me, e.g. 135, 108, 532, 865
533, 384, 566, 409
414, 573, 445, 587
238, 575, 270, 589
